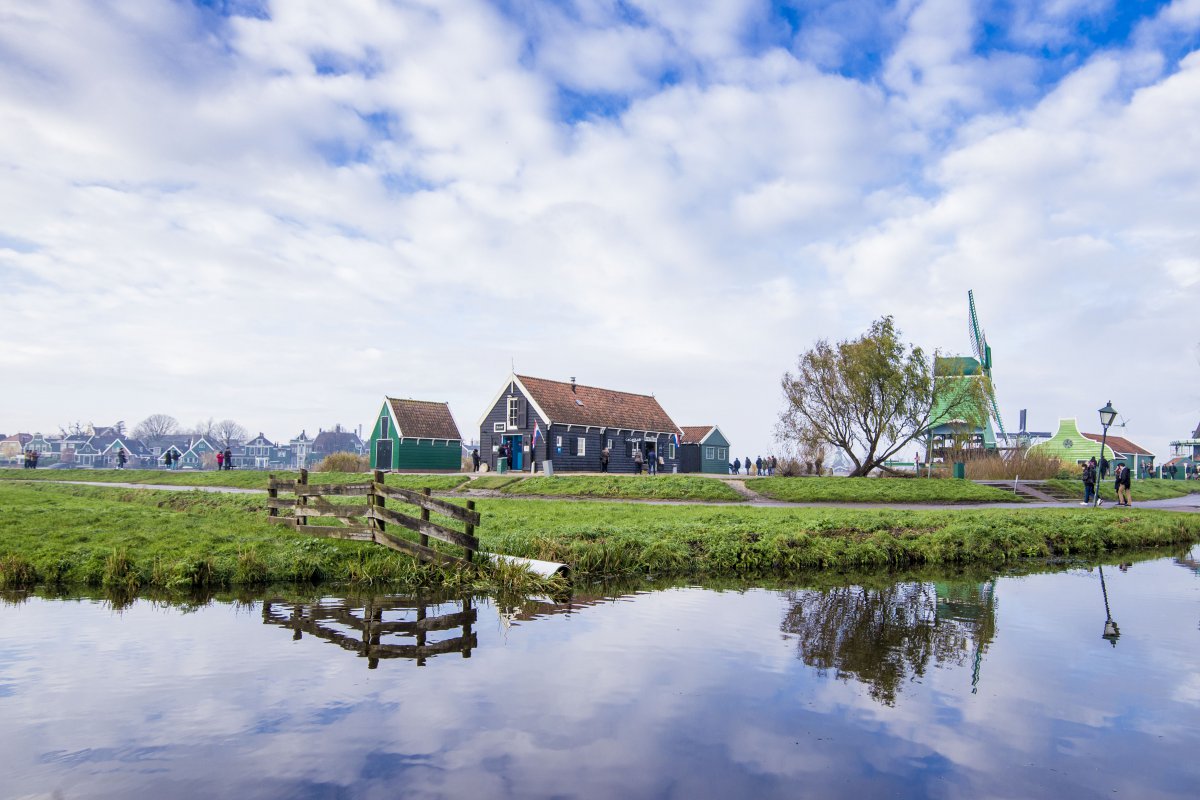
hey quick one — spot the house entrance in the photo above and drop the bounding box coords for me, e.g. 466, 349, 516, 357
375, 439, 392, 470
503, 435, 524, 471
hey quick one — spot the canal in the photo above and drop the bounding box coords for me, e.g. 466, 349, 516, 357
2, 546, 1198, 798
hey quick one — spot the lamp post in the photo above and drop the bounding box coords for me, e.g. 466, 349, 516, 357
1099, 564, 1120, 646
1095, 401, 1117, 507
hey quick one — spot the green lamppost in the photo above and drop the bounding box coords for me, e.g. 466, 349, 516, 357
1095, 401, 1117, 507
1099, 564, 1120, 646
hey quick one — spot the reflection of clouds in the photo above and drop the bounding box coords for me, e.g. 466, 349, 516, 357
1, 562, 1199, 798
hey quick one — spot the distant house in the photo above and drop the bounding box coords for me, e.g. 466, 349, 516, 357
1030, 419, 1116, 465
240, 433, 277, 469
180, 437, 220, 469
370, 398, 463, 472
476, 374, 682, 474
678, 426, 732, 474
95, 436, 152, 468
289, 430, 313, 470
310, 425, 365, 466
0, 433, 32, 464
1080, 432, 1154, 476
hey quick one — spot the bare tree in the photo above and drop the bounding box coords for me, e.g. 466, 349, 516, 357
777, 316, 985, 477
133, 414, 179, 444
213, 419, 248, 448
191, 418, 216, 440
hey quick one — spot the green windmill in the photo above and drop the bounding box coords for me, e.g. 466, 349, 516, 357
925, 291, 1003, 454
967, 290, 1007, 443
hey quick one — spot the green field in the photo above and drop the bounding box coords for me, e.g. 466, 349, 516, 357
746, 477, 1017, 504
2, 482, 1197, 591
1043, 478, 1197, 503
0, 468, 468, 492
498, 475, 745, 502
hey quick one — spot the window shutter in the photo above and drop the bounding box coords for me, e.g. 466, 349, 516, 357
519, 397, 527, 428
570, 436, 578, 456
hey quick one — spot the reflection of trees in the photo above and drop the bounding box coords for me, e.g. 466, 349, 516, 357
782, 581, 996, 705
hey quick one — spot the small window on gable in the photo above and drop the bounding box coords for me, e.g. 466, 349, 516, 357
507, 397, 520, 429
380, 416, 390, 438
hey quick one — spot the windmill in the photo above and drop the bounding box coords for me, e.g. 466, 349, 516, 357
967, 290, 1006, 441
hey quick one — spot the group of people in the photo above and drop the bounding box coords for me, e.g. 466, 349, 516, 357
632, 447, 663, 475
213, 448, 234, 470
731, 455, 776, 476
21, 449, 39, 469
1081, 456, 1133, 506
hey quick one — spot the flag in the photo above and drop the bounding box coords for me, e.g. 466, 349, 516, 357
532, 420, 543, 446
672, 432, 680, 449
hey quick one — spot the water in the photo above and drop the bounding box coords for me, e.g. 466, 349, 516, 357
2, 548, 1199, 799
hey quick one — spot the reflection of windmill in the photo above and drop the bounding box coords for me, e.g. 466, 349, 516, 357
967, 290, 1006, 442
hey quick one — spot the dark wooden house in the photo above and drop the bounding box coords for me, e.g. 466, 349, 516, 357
370, 398, 463, 472
678, 426, 732, 474
476, 374, 682, 474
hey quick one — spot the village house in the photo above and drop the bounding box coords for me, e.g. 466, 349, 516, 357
310, 425, 366, 466
476, 374, 682, 474
678, 426, 732, 474
369, 398, 463, 471
0, 433, 32, 464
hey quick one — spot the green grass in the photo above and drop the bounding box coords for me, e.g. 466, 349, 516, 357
464, 475, 525, 490
3, 481, 1196, 590
0, 468, 468, 492
1043, 478, 1197, 502
500, 475, 745, 502
746, 477, 1017, 504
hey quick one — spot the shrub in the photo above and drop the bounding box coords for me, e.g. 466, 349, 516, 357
963, 450, 1063, 481
315, 452, 369, 472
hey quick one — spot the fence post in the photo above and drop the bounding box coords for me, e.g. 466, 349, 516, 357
267, 473, 278, 518
373, 469, 386, 532
420, 487, 431, 548
297, 468, 308, 527
465, 500, 476, 563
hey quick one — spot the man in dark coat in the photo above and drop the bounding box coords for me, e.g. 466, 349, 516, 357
224, 448, 233, 470
471, 449, 480, 471
1082, 457, 1097, 505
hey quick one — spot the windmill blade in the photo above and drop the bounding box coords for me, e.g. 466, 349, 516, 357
967, 290, 986, 364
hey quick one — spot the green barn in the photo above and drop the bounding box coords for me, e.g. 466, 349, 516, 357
679, 426, 731, 474
369, 397, 463, 472
1029, 418, 1116, 464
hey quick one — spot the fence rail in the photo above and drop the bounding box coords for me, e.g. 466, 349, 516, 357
267, 469, 478, 566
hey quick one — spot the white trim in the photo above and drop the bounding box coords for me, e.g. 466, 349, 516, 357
493, 422, 505, 432
577, 437, 586, 456
382, 399, 405, 440
474, 373, 554, 432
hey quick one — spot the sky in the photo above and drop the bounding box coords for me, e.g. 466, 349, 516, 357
1, 0, 1199, 458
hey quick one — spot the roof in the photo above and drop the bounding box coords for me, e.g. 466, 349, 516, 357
1081, 433, 1154, 457
387, 398, 463, 440
516, 374, 680, 433
680, 426, 715, 444
2, 433, 32, 445
313, 430, 364, 453
1193, 420, 1200, 439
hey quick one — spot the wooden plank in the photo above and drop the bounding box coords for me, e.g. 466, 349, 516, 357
374, 483, 482, 525
295, 483, 373, 497
420, 487, 430, 548
374, 609, 476, 634
295, 524, 375, 542
268, 516, 296, 525
370, 633, 477, 658
266, 497, 297, 509
465, 499, 476, 564
269, 479, 297, 491
366, 506, 478, 552
372, 530, 470, 568
307, 499, 370, 517
297, 469, 308, 526
268, 473, 279, 518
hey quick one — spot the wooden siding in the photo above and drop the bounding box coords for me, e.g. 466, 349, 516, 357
370, 401, 460, 471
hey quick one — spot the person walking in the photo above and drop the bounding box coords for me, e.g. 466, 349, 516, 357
633, 446, 644, 474
733, 457, 741, 475
117, 447, 127, 469
223, 448, 233, 470
471, 449, 480, 472
770, 455, 778, 476
162, 451, 171, 469
1082, 457, 1098, 506
1116, 463, 1133, 506
600, 446, 610, 473
216, 450, 224, 470
647, 447, 658, 476
755, 456, 763, 477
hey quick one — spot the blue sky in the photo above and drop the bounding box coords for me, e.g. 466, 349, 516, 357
1, 0, 1198, 458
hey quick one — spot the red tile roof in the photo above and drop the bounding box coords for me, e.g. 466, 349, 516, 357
388, 398, 462, 440
1081, 433, 1154, 457
680, 426, 714, 444
516, 375, 680, 433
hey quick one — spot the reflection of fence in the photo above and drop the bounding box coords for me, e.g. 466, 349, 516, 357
262, 595, 477, 668
267, 469, 479, 566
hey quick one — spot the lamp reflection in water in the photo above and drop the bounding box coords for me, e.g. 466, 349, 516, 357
1098, 564, 1120, 646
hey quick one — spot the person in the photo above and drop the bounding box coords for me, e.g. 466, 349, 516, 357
755, 456, 763, 477
163, 451, 172, 469
23, 449, 31, 469
600, 446, 609, 473
31, 450, 38, 468
506, 444, 514, 471
733, 457, 741, 475
1117, 463, 1132, 507
1081, 457, 1097, 506
770, 455, 778, 476
216, 450, 224, 470
647, 447, 658, 475
223, 448, 233, 470
633, 446, 644, 474
471, 449, 480, 471
1100, 456, 1109, 481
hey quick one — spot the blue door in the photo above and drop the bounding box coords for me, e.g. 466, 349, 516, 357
504, 435, 524, 470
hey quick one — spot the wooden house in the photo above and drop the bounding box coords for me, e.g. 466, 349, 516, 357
311, 425, 365, 465
180, 437, 220, 469
678, 426, 732, 474
0, 433, 32, 464
240, 433, 276, 469
476, 374, 682, 474
1080, 432, 1154, 477
370, 398, 463, 471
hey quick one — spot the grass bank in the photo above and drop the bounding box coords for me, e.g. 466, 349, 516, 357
0, 468, 468, 492
746, 477, 1017, 504
496, 475, 744, 502
1043, 478, 1197, 503
3, 482, 1196, 590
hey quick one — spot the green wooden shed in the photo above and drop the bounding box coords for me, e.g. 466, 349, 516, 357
679, 426, 731, 474
1029, 418, 1116, 464
369, 397, 463, 472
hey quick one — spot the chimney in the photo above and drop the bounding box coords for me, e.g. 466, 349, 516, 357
570, 377, 576, 393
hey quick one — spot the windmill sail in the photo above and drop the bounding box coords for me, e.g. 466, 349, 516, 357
967, 290, 1006, 440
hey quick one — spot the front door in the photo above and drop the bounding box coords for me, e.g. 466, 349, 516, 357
375, 439, 392, 470
503, 435, 524, 470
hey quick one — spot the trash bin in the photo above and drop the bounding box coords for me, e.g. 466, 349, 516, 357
543, 460, 553, 476
496, 459, 507, 474
952, 462, 966, 480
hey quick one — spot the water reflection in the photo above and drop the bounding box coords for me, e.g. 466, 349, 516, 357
782, 579, 996, 705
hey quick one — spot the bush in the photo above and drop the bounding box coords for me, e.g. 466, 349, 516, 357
963, 450, 1064, 481
315, 452, 369, 472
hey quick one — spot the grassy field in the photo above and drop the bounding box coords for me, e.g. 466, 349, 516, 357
1043, 478, 1198, 503
0, 468, 468, 492
746, 477, 1017, 504
498, 475, 745, 501
2, 482, 1197, 591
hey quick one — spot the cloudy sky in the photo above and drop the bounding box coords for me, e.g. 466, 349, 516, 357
2, 0, 1198, 457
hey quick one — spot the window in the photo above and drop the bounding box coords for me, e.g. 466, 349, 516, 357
578, 437, 586, 456
493, 422, 505, 433
507, 397, 520, 429
380, 416, 389, 438
717, 447, 727, 460
669, 442, 676, 459
706, 446, 715, 460
607, 439, 613, 450
625, 441, 634, 458
555, 435, 563, 447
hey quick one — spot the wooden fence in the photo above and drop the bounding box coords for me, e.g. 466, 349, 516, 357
262, 595, 476, 667
266, 469, 479, 566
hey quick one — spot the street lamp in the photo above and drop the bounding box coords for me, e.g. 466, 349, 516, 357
1095, 401, 1117, 507
1099, 564, 1120, 646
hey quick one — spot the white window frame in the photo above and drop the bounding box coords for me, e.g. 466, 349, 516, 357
493, 422, 505, 433
555, 435, 563, 447
606, 439, 613, 450
669, 442, 676, 459
706, 446, 715, 460
717, 447, 727, 460
578, 437, 586, 456
507, 397, 520, 430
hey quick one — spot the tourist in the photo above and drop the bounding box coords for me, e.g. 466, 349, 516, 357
1116, 463, 1132, 507
223, 448, 233, 470
216, 450, 224, 470
1082, 457, 1097, 506
163, 451, 171, 469
600, 446, 609, 473
471, 449, 480, 472
647, 448, 658, 476
770, 455, 778, 476
733, 457, 741, 475
31, 450, 38, 468
633, 447, 644, 474
23, 449, 31, 469
117, 448, 127, 469
755, 456, 763, 476
505, 444, 514, 471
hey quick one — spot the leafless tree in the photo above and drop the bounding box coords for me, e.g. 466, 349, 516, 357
191, 418, 217, 440
133, 414, 179, 444
213, 419, 248, 448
